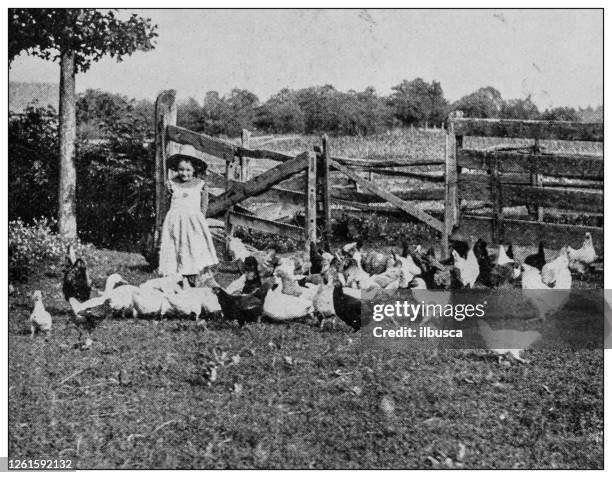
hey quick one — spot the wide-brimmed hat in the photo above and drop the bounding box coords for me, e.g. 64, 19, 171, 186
166, 154, 208, 175
244, 256, 259, 272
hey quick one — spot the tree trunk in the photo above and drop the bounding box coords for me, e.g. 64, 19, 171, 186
58, 48, 77, 239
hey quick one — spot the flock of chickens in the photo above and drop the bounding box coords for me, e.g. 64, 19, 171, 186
28, 232, 598, 357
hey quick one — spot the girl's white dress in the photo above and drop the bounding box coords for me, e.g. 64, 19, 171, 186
159, 179, 218, 276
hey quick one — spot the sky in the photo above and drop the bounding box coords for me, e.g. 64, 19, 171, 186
8, 9, 603, 109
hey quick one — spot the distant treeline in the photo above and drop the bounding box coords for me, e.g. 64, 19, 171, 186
12, 79, 603, 140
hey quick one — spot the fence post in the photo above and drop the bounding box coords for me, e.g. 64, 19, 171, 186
444, 113, 459, 254
319, 135, 332, 250
490, 155, 504, 243
240, 129, 251, 181
305, 151, 317, 254
529, 138, 544, 221
154, 90, 177, 252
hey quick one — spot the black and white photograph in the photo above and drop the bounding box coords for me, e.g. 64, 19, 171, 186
4, 6, 607, 471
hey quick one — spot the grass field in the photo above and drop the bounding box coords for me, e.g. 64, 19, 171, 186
8, 248, 604, 469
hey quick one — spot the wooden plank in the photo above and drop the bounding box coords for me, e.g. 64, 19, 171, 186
154, 90, 177, 250
255, 186, 305, 204
444, 116, 459, 253
166, 125, 235, 161
458, 176, 603, 213
227, 211, 305, 241
451, 118, 603, 142
330, 160, 445, 233
457, 149, 603, 179
332, 156, 445, 168
320, 135, 332, 249
457, 215, 603, 253
347, 167, 445, 181
305, 151, 317, 248
331, 187, 445, 203
207, 152, 310, 217
235, 145, 294, 163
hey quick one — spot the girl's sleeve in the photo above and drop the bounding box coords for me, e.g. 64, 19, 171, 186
200, 180, 209, 216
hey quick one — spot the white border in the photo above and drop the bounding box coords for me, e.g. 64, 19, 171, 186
1, 3, 609, 477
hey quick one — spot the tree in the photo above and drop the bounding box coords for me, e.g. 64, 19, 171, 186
453, 86, 503, 118
540, 106, 581, 122
255, 89, 305, 134
9, 9, 157, 240
388, 78, 448, 127
500, 95, 540, 120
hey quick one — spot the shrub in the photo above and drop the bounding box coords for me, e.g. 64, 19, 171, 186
8, 217, 91, 282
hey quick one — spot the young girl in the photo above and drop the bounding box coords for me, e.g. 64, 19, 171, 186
159, 155, 218, 286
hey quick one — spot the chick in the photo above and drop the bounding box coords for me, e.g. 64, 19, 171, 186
30, 290, 52, 338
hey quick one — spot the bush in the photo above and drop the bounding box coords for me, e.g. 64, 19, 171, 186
8, 217, 90, 282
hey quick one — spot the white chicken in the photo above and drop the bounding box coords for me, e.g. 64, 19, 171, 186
541, 247, 571, 287
521, 263, 570, 319
165, 281, 203, 319
568, 232, 597, 275
451, 242, 480, 288
30, 290, 52, 338
312, 281, 336, 325
132, 286, 173, 317
227, 236, 251, 262
262, 281, 314, 321
275, 267, 319, 301
478, 320, 542, 364
104, 274, 139, 318
392, 253, 422, 288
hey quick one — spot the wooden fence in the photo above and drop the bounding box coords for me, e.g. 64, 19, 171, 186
445, 115, 604, 252
150, 90, 603, 262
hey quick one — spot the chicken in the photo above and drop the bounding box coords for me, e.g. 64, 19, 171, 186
449, 239, 469, 259
226, 256, 263, 295
521, 264, 570, 319
392, 252, 422, 288
165, 281, 203, 320
132, 286, 173, 317
62, 244, 91, 303
568, 232, 597, 275
227, 236, 251, 262
209, 278, 273, 327
486, 245, 520, 288
312, 281, 336, 325
263, 281, 314, 321
473, 239, 493, 286
478, 320, 541, 364
521, 264, 551, 290
541, 247, 570, 287
309, 241, 325, 274
341, 240, 391, 276
68, 295, 111, 348
30, 290, 52, 338
104, 274, 139, 318
451, 241, 480, 288
342, 258, 381, 291
332, 280, 364, 331
524, 241, 546, 271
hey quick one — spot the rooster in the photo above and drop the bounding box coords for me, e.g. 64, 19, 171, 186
62, 245, 91, 303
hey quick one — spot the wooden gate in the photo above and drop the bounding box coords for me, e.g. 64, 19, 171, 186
152, 90, 327, 259
444, 115, 603, 252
